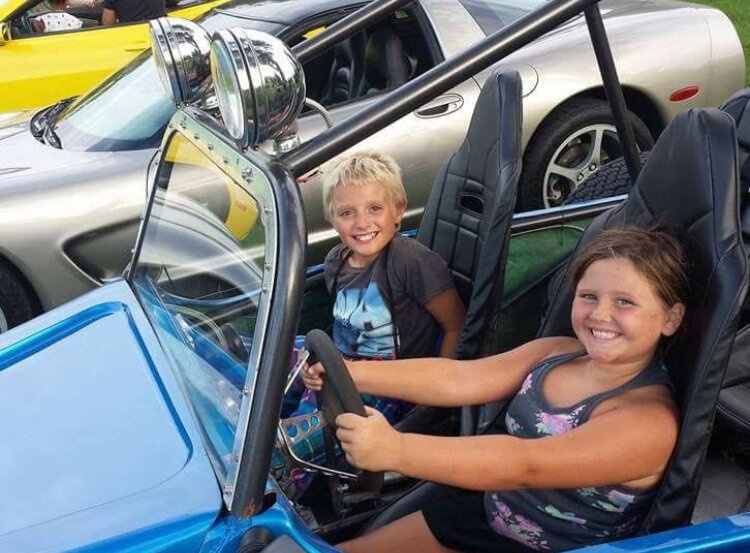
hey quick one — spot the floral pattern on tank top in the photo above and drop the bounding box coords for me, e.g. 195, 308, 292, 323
485, 353, 667, 551
488, 498, 550, 550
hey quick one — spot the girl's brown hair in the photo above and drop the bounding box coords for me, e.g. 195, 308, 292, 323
571, 226, 691, 308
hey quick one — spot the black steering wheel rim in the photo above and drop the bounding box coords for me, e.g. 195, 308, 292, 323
305, 329, 384, 493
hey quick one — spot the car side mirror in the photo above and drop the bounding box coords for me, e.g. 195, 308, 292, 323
0, 22, 11, 46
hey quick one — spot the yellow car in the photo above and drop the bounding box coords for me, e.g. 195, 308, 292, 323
0, 0, 226, 111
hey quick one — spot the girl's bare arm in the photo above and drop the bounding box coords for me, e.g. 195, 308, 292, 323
344, 337, 575, 406
337, 392, 678, 490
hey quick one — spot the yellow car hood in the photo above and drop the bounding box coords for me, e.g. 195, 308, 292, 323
0, 0, 31, 21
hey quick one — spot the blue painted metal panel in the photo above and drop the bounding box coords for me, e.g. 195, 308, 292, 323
0, 281, 222, 553
580, 513, 750, 552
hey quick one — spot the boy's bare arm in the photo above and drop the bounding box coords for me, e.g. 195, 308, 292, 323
425, 288, 466, 357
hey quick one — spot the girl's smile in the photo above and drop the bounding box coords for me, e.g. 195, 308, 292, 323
571, 257, 684, 369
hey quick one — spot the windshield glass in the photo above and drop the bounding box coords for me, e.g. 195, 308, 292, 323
458, 0, 546, 35
129, 130, 275, 484
53, 15, 284, 151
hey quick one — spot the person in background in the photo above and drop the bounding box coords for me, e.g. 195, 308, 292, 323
32, 0, 83, 32
102, 0, 164, 25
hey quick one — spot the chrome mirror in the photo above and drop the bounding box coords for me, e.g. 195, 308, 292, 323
210, 28, 306, 149
149, 17, 213, 107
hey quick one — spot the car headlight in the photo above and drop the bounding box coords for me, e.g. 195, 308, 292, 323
210, 28, 306, 149
149, 17, 212, 107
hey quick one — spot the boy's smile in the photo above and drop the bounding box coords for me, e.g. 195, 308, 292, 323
332, 180, 405, 268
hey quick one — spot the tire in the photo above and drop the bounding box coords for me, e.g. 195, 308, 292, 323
0, 259, 36, 333
518, 98, 654, 210
561, 151, 651, 205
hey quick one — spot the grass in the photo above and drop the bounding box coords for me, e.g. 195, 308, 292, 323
686, 0, 750, 84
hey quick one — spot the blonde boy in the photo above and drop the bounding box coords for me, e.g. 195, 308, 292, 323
322, 151, 465, 362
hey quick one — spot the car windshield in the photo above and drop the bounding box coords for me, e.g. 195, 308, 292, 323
52, 14, 284, 152
128, 129, 276, 487
458, 0, 546, 35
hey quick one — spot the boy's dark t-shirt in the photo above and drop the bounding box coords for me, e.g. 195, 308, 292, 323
324, 235, 455, 359
103, 0, 164, 22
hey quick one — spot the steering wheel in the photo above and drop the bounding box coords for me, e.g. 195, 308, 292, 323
305, 329, 384, 493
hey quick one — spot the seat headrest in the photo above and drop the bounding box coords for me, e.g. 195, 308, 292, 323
359, 28, 410, 95
332, 40, 354, 64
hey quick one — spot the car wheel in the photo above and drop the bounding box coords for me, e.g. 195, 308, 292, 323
518, 98, 654, 210
561, 151, 651, 205
0, 260, 36, 333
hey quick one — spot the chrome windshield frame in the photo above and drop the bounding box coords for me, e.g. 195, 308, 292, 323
128, 109, 279, 510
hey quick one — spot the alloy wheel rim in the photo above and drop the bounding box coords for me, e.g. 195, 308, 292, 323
542, 123, 622, 209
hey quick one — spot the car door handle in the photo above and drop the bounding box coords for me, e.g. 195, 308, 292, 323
415, 94, 464, 119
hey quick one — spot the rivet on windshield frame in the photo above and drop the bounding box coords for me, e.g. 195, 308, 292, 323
207, 143, 214, 151
262, 286, 270, 294
193, 134, 199, 141
224, 484, 233, 494
179, 118, 187, 129
168, 124, 173, 129
242, 386, 251, 395
242, 168, 253, 182
264, 263, 272, 271
223, 157, 230, 165
264, 207, 272, 214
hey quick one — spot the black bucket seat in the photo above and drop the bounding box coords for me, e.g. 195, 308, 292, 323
417, 69, 523, 361
356, 27, 410, 96
714, 88, 750, 434
319, 37, 364, 106
538, 107, 748, 533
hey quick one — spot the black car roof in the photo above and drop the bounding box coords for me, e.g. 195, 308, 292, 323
207, 0, 366, 26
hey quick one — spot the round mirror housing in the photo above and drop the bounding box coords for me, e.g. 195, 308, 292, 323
149, 17, 212, 107
210, 28, 306, 149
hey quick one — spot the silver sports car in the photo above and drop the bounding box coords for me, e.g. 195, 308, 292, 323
0, 0, 744, 331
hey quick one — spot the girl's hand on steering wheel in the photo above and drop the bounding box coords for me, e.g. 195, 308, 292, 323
336, 407, 403, 472
302, 361, 325, 391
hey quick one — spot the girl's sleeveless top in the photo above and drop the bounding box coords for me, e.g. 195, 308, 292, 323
483, 351, 673, 551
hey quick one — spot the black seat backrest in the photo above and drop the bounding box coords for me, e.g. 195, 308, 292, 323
720, 88, 750, 197
417, 70, 523, 359
718, 89, 750, 391
356, 27, 410, 96
539, 108, 747, 533
319, 37, 364, 106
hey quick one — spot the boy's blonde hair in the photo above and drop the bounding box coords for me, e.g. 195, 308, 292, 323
322, 151, 407, 223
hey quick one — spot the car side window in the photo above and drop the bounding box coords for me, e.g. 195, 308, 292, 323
457, 0, 545, 36
297, 7, 439, 109
12, 0, 102, 36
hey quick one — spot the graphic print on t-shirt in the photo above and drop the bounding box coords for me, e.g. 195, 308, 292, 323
333, 282, 399, 359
